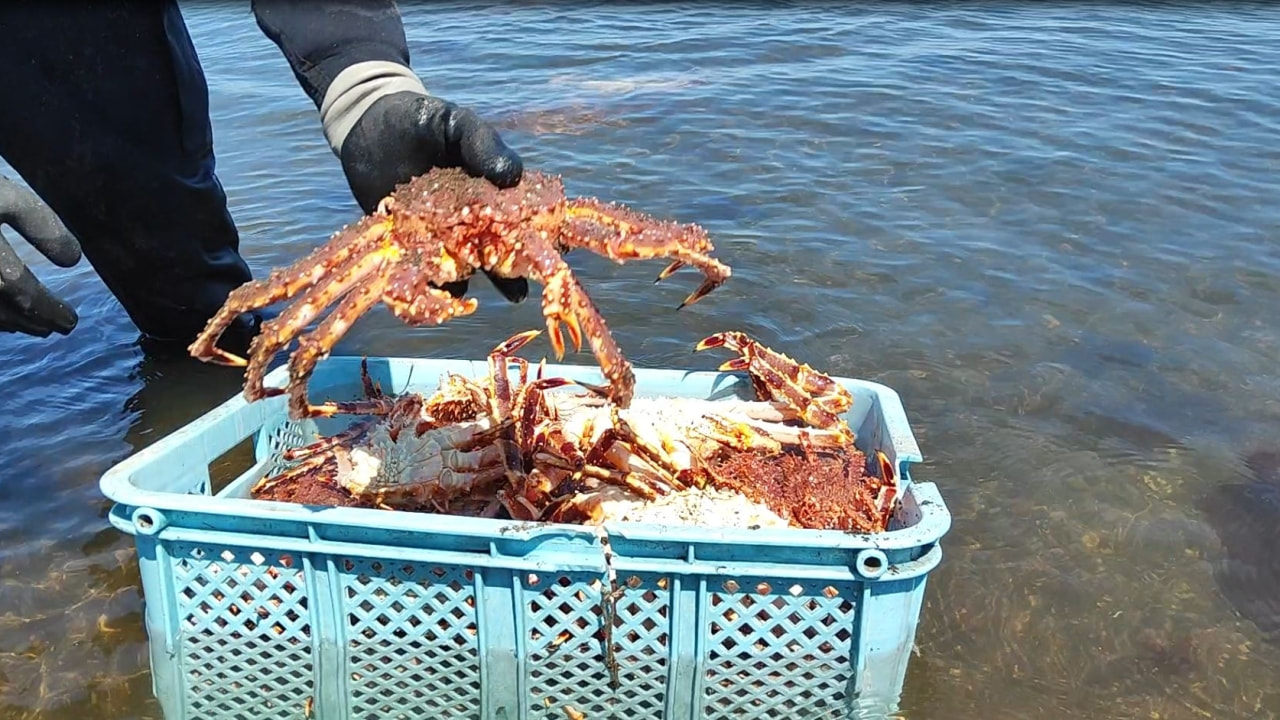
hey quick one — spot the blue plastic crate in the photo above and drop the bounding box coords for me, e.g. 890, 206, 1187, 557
100, 355, 950, 720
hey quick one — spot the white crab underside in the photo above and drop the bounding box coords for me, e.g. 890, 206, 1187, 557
323, 391, 813, 527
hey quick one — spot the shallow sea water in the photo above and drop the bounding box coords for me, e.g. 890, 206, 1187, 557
2, 2, 1280, 718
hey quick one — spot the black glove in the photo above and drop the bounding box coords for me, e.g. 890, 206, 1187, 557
340, 91, 529, 303
250, 1, 527, 301
0, 176, 82, 337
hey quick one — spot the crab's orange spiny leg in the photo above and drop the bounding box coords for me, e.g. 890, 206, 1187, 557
698, 331, 851, 411
382, 279, 479, 327
286, 268, 483, 415
285, 273, 393, 419
695, 331, 853, 435
561, 198, 731, 309
199, 344, 250, 368
539, 268, 587, 362
187, 216, 393, 366
561, 200, 714, 257
244, 242, 402, 403
379, 259, 480, 327
530, 238, 635, 406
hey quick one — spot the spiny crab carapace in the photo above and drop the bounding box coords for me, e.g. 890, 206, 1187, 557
251, 328, 899, 533
187, 167, 732, 419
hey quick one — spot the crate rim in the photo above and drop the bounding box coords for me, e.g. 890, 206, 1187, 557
100, 355, 947, 560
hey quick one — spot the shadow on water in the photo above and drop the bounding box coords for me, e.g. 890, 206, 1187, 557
1198, 449, 1280, 644
121, 342, 255, 453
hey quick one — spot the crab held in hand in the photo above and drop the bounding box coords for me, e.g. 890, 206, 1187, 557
187, 167, 732, 419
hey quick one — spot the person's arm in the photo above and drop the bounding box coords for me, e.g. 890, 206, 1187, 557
252, 0, 527, 302
251, 1, 421, 160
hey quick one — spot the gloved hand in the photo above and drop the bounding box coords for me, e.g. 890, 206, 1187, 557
340, 90, 529, 303
250, 1, 527, 301
0, 176, 82, 338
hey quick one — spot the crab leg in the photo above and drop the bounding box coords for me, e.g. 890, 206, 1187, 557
245, 244, 403, 403
521, 230, 637, 407
606, 408, 690, 488
286, 266, 485, 419
188, 215, 393, 367
283, 273, 395, 418
382, 267, 481, 329
695, 413, 850, 454
695, 331, 854, 439
575, 423, 678, 497
323, 357, 403, 418
560, 198, 732, 308
282, 420, 374, 462
487, 330, 543, 420
513, 377, 577, 448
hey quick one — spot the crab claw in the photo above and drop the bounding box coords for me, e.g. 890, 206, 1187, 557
677, 276, 725, 310
195, 346, 250, 367
694, 331, 855, 442
694, 331, 735, 352
545, 313, 584, 360
876, 450, 895, 485
874, 451, 901, 523
654, 260, 685, 283
493, 329, 543, 357
513, 376, 578, 449
572, 380, 613, 398
694, 332, 750, 371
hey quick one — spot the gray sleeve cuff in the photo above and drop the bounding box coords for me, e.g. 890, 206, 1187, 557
318, 60, 428, 156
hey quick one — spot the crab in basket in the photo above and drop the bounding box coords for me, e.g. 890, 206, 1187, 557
187, 166, 732, 420
253, 329, 902, 533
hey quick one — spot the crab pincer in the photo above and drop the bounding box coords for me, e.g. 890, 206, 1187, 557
695, 331, 855, 443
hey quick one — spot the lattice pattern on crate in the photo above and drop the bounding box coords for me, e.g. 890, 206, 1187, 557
258, 415, 318, 478
701, 577, 859, 719
339, 559, 481, 720
169, 543, 313, 720
523, 571, 671, 718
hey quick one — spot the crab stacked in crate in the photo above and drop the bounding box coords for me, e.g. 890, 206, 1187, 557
249, 329, 902, 536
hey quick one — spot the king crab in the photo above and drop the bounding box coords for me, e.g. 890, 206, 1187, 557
188, 167, 732, 419
253, 330, 902, 532
694, 330, 855, 446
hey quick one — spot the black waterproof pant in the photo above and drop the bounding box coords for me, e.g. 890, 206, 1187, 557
0, 2, 258, 347
0, 0, 416, 351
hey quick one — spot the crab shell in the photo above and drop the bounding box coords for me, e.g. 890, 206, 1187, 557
187, 166, 732, 421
